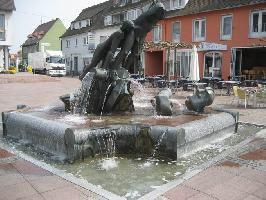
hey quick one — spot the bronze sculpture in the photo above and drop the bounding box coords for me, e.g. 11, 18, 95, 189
62, 2, 166, 115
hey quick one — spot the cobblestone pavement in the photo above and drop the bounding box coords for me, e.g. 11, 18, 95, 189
0, 73, 266, 200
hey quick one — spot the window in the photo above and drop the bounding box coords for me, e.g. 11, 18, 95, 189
172, 21, 181, 42
0, 14, 5, 41
170, 0, 184, 10
168, 50, 192, 77
104, 16, 112, 26
127, 10, 136, 20
204, 52, 222, 78
221, 15, 232, 40
153, 25, 161, 42
87, 19, 91, 26
66, 40, 70, 48
250, 10, 266, 38
88, 33, 95, 49
79, 22, 82, 28
132, 0, 139, 3
83, 36, 88, 45
193, 18, 206, 42
75, 38, 78, 46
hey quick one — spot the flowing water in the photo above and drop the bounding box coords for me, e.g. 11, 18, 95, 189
1, 123, 262, 199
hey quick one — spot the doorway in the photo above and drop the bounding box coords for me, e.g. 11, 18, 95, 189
204, 52, 222, 79
74, 56, 78, 76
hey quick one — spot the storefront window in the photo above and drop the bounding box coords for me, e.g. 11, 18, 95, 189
169, 50, 191, 78
0, 14, 5, 41
204, 52, 222, 78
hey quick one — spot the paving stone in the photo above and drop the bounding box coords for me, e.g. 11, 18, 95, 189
0, 163, 17, 175
41, 186, 89, 200
239, 167, 266, 185
163, 185, 200, 200
18, 194, 45, 200
253, 186, 266, 200
0, 181, 37, 200
184, 168, 234, 191
12, 159, 52, 176
0, 173, 25, 187
0, 148, 14, 158
187, 193, 216, 200
244, 195, 264, 200
74, 185, 106, 200
240, 148, 266, 161
227, 176, 265, 194
205, 183, 248, 200
29, 175, 72, 193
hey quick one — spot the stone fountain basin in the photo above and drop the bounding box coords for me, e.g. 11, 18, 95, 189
2, 107, 238, 163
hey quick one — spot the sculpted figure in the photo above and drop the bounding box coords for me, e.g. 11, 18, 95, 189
123, 2, 165, 73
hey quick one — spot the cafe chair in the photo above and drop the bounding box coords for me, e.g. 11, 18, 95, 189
253, 90, 266, 108
231, 86, 239, 105
236, 88, 249, 108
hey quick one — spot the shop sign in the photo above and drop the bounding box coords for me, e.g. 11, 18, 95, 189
198, 42, 227, 51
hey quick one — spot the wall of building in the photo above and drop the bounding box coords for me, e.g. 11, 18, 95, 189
145, 3, 266, 79
0, 11, 13, 47
39, 19, 66, 52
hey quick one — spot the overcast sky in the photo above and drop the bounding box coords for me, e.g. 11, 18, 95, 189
10, 0, 106, 53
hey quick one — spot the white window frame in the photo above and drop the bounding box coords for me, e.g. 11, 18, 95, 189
221, 14, 233, 40
66, 40, 70, 48
203, 51, 223, 78
88, 33, 95, 50
126, 9, 136, 20
104, 15, 112, 26
87, 19, 91, 27
83, 36, 88, 45
170, 0, 184, 10
0, 14, 5, 41
153, 25, 161, 43
193, 18, 206, 42
250, 9, 266, 38
172, 21, 181, 43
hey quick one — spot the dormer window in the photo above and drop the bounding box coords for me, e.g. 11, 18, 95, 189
87, 19, 91, 27
104, 16, 112, 26
70, 23, 74, 30
170, 0, 187, 10
0, 14, 5, 41
79, 22, 82, 28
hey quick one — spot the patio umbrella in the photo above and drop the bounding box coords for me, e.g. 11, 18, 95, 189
189, 45, 200, 82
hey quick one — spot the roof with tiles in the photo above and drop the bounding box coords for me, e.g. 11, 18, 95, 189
22, 18, 58, 47
0, 0, 15, 11
61, 0, 113, 38
166, 0, 266, 17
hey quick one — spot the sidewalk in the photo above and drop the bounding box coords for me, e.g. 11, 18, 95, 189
0, 74, 266, 199
0, 148, 105, 200
161, 130, 266, 200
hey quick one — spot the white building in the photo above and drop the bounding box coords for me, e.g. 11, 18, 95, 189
61, 1, 118, 75
0, 0, 15, 69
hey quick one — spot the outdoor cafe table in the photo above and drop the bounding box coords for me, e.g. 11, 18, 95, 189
219, 80, 240, 95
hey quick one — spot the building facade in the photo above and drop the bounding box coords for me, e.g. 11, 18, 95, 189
145, 0, 266, 80
61, 0, 162, 75
0, 0, 15, 69
22, 18, 66, 64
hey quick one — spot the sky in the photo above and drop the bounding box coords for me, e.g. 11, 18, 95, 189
10, 0, 106, 53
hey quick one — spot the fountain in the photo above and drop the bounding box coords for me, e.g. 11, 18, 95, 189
2, 2, 239, 165
2, 3, 257, 199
